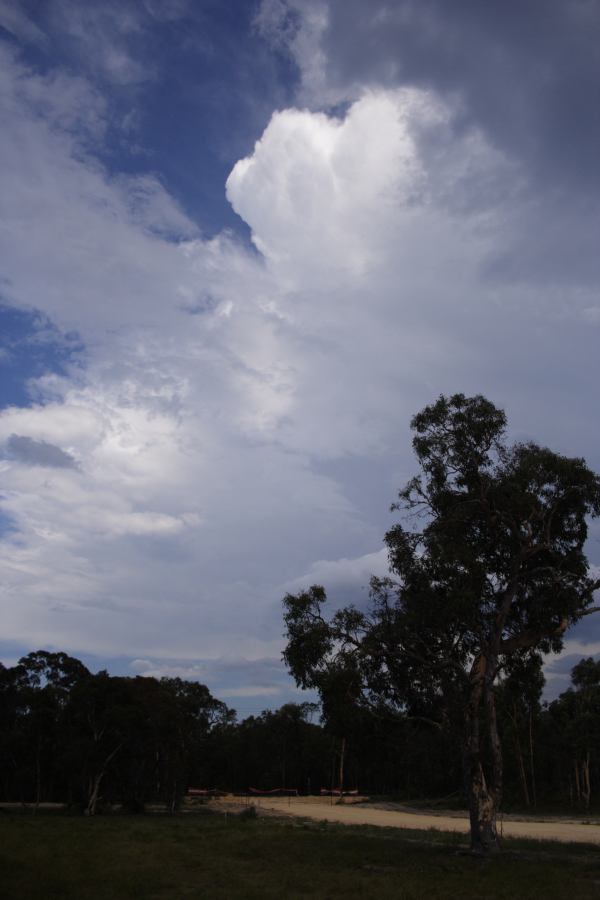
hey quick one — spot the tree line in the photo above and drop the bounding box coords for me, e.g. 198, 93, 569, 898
0, 647, 598, 818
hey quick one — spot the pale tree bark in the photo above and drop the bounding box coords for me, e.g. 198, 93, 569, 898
528, 708, 537, 808
86, 744, 122, 816
338, 737, 346, 799
169, 780, 178, 815
484, 660, 503, 845
510, 704, 530, 807
581, 754, 591, 810
464, 654, 502, 853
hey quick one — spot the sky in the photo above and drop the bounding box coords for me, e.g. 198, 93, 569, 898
1, 0, 599, 715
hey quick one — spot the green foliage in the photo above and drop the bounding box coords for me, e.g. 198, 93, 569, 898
285, 394, 600, 712
215, 702, 331, 793
283, 394, 600, 849
285, 395, 600, 717
545, 658, 600, 808
1, 643, 600, 811
0, 654, 233, 812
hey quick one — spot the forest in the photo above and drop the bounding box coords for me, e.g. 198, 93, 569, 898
0, 647, 598, 816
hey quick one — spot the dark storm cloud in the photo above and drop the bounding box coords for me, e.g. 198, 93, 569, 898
5, 434, 79, 469
482, 194, 600, 287
321, 0, 600, 192
568, 613, 600, 645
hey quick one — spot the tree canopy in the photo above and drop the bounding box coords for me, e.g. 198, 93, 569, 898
283, 393, 600, 852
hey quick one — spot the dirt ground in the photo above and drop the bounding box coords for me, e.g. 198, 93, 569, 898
215, 795, 600, 845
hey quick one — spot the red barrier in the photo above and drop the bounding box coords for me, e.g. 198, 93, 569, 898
187, 788, 226, 797
248, 787, 298, 796
320, 788, 359, 796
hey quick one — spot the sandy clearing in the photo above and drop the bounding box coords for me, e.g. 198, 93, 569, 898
221, 796, 600, 845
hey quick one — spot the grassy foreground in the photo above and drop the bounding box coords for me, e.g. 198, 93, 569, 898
1, 810, 599, 899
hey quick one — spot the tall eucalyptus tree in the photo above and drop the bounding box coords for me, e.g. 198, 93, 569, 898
283, 394, 600, 852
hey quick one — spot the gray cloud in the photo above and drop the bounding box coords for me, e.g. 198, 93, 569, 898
544, 652, 596, 678
316, 0, 600, 194
128, 656, 313, 717
5, 434, 79, 469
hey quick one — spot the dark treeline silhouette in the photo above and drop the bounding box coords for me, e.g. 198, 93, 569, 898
0, 649, 598, 814
0, 651, 233, 815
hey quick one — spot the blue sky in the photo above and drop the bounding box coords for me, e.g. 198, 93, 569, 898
1, 0, 599, 714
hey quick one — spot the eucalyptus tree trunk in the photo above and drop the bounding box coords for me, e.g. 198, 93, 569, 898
581, 754, 591, 809
528, 709, 537, 808
169, 780, 179, 815
574, 758, 581, 804
85, 744, 122, 816
511, 703, 530, 807
464, 654, 502, 853
86, 773, 104, 817
339, 737, 346, 798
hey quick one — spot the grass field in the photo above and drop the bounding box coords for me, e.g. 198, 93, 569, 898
1, 809, 599, 899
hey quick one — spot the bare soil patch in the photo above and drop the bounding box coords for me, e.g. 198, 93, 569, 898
215, 795, 600, 844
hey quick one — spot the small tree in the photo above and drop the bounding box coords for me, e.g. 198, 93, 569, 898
283, 394, 600, 852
